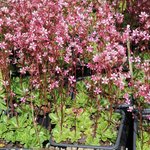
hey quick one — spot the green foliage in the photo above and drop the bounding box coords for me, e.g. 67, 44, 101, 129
50, 107, 121, 145
0, 104, 50, 148
11, 77, 49, 107
0, 71, 7, 111
50, 81, 122, 145
11, 77, 29, 100
136, 121, 150, 150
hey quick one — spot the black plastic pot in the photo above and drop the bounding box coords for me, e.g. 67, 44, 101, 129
133, 109, 150, 150
50, 110, 126, 150
113, 103, 133, 149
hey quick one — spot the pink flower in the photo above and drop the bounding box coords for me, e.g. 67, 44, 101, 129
146, 115, 150, 120
102, 77, 109, 84
10, 91, 16, 97
1, 7, 9, 13
127, 106, 133, 112
123, 93, 130, 105
20, 67, 29, 75
110, 73, 118, 81
20, 97, 26, 103
0, 42, 7, 49
86, 83, 91, 89
0, 18, 3, 27
122, 25, 131, 42
87, 45, 93, 52
64, 56, 70, 63
56, 36, 64, 47
93, 54, 99, 62
115, 13, 124, 23
94, 87, 101, 94
29, 42, 36, 51
14, 103, 18, 107
48, 57, 55, 63
2, 80, 9, 87
139, 12, 149, 22
134, 56, 141, 63
69, 76, 76, 84
55, 66, 61, 73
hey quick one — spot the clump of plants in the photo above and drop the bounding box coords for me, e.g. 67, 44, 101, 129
50, 81, 123, 146
0, 0, 150, 149
0, 104, 50, 148
0, 76, 50, 148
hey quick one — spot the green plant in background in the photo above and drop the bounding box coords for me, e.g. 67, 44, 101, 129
136, 120, 150, 150
0, 104, 50, 148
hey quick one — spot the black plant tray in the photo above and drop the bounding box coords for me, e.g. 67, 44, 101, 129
133, 109, 150, 150
50, 110, 126, 150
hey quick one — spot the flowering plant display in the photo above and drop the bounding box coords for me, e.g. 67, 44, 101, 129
0, 0, 149, 149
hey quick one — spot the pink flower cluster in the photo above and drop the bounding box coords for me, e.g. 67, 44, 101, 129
0, 0, 149, 108
0, 0, 94, 89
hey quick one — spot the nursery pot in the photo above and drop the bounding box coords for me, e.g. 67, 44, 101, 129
116, 103, 135, 149
133, 109, 150, 150
49, 110, 126, 150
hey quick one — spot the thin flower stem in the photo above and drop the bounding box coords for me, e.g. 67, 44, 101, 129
30, 78, 41, 147
31, 100, 41, 147
127, 39, 133, 80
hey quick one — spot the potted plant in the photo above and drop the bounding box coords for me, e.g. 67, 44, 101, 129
49, 80, 126, 149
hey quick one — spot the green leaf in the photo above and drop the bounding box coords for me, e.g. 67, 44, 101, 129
101, 136, 107, 142
97, 121, 108, 131
85, 136, 94, 145
91, 136, 100, 145
76, 92, 88, 107
30, 128, 36, 135
10, 117, 18, 128
49, 113, 59, 123
69, 131, 81, 143
0, 123, 7, 135
2, 115, 7, 124
3, 131, 15, 143
84, 128, 93, 136
0, 100, 7, 110
104, 129, 113, 139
